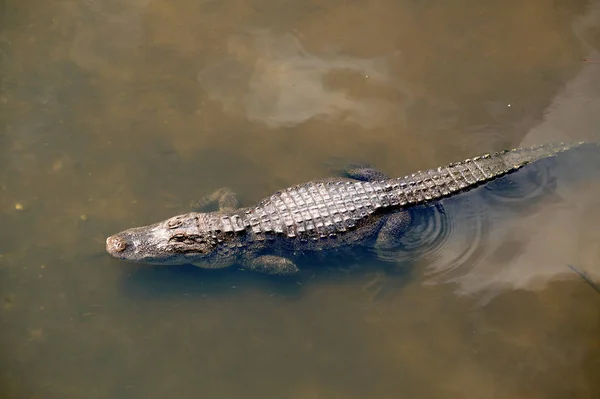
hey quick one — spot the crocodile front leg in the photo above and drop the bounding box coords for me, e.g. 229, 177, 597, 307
344, 164, 390, 182
190, 187, 240, 212
243, 255, 299, 276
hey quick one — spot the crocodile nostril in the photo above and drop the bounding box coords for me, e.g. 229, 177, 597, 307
106, 235, 128, 254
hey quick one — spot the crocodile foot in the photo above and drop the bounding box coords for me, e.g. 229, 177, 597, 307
374, 210, 412, 262
190, 187, 240, 212
243, 255, 299, 276
344, 164, 390, 182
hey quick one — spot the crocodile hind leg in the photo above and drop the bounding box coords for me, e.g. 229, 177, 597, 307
374, 210, 413, 262
344, 164, 390, 182
361, 210, 413, 300
242, 255, 299, 276
190, 187, 240, 212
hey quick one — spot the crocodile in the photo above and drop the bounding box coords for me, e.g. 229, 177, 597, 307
105, 142, 586, 275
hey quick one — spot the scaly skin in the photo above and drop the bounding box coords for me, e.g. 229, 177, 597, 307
105, 142, 585, 275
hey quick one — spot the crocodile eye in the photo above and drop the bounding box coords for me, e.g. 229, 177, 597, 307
167, 218, 182, 229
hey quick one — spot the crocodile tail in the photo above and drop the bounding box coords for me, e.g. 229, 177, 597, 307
498, 142, 587, 167
387, 142, 587, 207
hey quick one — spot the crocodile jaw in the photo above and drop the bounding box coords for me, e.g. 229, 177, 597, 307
105, 212, 239, 267
105, 223, 178, 264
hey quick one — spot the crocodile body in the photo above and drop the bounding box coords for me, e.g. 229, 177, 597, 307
105, 142, 585, 275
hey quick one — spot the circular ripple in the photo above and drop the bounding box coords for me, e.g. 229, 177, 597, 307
378, 198, 491, 278
480, 162, 558, 211
421, 198, 492, 282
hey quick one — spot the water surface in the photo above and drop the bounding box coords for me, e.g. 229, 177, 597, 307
1, 0, 599, 398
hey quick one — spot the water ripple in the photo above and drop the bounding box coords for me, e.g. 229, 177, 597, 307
376, 197, 491, 279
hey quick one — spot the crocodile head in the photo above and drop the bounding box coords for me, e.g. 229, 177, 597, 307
105, 212, 238, 268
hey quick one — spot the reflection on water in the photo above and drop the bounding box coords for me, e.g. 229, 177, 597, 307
1, 0, 599, 398
198, 29, 404, 128
422, 145, 600, 301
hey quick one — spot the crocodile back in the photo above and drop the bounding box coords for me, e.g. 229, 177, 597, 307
251, 180, 393, 239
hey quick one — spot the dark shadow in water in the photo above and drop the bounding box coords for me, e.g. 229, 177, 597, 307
121, 263, 302, 301
119, 249, 417, 301
121, 143, 600, 299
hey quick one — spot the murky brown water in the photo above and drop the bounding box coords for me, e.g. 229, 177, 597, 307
1, 0, 600, 398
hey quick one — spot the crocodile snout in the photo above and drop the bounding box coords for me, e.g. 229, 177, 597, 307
106, 235, 129, 255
